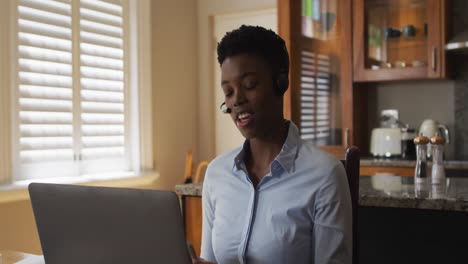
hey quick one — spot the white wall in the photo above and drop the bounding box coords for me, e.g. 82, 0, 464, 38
151, 0, 198, 190
196, 0, 276, 162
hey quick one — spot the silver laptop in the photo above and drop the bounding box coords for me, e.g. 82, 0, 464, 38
29, 183, 193, 264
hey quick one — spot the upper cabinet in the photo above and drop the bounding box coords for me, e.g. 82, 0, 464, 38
353, 0, 448, 81
279, 0, 355, 157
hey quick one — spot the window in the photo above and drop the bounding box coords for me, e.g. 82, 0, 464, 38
0, 0, 152, 183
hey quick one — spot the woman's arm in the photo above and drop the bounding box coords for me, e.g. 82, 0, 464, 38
312, 163, 353, 263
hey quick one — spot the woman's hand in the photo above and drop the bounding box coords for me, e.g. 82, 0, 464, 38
192, 257, 216, 264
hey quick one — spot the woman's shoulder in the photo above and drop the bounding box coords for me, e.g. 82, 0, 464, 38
208, 146, 242, 169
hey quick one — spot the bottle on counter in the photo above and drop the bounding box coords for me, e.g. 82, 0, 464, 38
414, 135, 429, 197
401, 126, 417, 160
430, 133, 446, 185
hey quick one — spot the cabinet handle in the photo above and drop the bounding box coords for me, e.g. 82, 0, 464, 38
431, 46, 437, 72
344, 128, 350, 148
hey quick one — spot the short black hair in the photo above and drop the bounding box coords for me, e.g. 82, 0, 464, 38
217, 25, 289, 76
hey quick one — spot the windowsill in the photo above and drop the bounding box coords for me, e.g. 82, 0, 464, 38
0, 170, 160, 204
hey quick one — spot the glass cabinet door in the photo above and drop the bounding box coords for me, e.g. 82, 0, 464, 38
366, 0, 429, 70
353, 0, 445, 81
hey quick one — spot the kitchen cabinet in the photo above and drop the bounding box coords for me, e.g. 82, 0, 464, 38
278, 0, 367, 158
353, 0, 449, 81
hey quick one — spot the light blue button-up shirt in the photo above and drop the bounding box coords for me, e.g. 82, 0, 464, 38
201, 121, 352, 264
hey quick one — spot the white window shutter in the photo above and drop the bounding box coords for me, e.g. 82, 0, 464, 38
16, 0, 76, 180
79, 0, 129, 173
15, 0, 130, 180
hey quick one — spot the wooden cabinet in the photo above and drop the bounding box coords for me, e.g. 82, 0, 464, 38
353, 0, 448, 81
279, 0, 364, 158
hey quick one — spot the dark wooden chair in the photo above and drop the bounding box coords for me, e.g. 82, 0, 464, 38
341, 146, 360, 264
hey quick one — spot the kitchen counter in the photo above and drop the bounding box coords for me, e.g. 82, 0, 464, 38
175, 175, 468, 212
360, 158, 468, 169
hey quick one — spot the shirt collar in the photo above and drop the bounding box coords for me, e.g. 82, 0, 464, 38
233, 120, 300, 174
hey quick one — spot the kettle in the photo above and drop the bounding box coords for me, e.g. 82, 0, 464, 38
419, 119, 450, 143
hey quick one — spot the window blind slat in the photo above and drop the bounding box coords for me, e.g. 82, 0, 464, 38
19, 46, 72, 64
81, 20, 122, 38
20, 98, 72, 112
20, 58, 72, 76
19, 72, 72, 87
82, 125, 123, 136
20, 137, 73, 150
80, 31, 122, 49
20, 111, 72, 124
81, 0, 122, 17
19, 19, 71, 40
81, 43, 122, 59
19, 0, 71, 17
81, 113, 124, 124
81, 101, 123, 113
81, 78, 123, 92
21, 124, 73, 137
20, 85, 72, 100
80, 54, 122, 70
80, 7, 122, 27
81, 66, 123, 81
19, 32, 71, 52
19, 6, 71, 29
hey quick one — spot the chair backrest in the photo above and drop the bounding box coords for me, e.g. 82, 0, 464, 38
341, 146, 360, 264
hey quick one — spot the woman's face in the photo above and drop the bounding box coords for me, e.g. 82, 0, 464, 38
221, 53, 283, 140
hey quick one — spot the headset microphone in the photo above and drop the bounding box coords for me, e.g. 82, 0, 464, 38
220, 102, 231, 114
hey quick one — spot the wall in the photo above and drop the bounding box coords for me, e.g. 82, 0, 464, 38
152, 0, 198, 190
196, 0, 276, 162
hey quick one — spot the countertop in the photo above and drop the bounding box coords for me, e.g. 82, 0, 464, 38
175, 175, 468, 212
360, 158, 468, 169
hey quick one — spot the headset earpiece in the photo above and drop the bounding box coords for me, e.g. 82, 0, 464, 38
275, 71, 289, 96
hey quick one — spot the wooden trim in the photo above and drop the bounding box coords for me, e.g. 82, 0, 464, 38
440, 0, 449, 78
341, 0, 354, 146
360, 166, 414, 177
278, 0, 292, 120
133, 0, 154, 171
427, 0, 442, 78
352, 0, 367, 82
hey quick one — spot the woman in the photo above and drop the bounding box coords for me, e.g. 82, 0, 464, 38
194, 25, 352, 264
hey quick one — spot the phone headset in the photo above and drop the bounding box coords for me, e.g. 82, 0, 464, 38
274, 39, 290, 96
